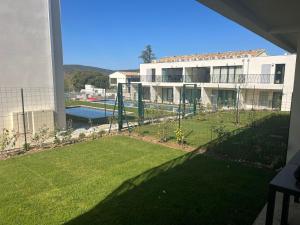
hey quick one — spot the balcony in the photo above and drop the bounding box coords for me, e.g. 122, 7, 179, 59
141, 74, 285, 85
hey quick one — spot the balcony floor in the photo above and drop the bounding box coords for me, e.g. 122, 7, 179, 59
253, 193, 300, 225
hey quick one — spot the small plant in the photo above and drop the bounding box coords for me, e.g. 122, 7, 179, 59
157, 119, 174, 142
0, 129, 18, 152
175, 127, 185, 144
61, 127, 73, 144
212, 124, 230, 139
23, 143, 31, 151
98, 130, 106, 137
31, 126, 50, 148
78, 133, 86, 140
52, 129, 62, 147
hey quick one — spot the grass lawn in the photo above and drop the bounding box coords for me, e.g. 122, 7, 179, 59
0, 136, 274, 225
136, 111, 290, 168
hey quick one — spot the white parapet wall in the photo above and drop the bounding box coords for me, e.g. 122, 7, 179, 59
0, 0, 66, 133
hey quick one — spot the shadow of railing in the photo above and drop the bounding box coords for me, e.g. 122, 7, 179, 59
64, 149, 274, 225
202, 113, 290, 169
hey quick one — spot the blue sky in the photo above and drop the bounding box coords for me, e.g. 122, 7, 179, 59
61, 0, 284, 70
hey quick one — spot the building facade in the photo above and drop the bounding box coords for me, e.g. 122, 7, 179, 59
139, 50, 296, 111
0, 0, 65, 134
109, 71, 140, 89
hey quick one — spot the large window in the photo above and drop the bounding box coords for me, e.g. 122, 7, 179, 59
162, 88, 174, 102
162, 68, 183, 82
185, 88, 201, 103
211, 90, 237, 107
185, 67, 210, 83
274, 64, 285, 84
259, 91, 270, 107
212, 66, 244, 83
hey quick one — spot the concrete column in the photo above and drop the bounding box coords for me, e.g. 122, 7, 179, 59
182, 67, 186, 83
287, 37, 300, 162
150, 86, 157, 102
50, 0, 66, 129
173, 87, 181, 104
201, 87, 210, 107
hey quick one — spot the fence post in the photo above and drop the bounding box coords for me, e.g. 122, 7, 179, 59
137, 83, 144, 125
182, 84, 186, 117
178, 88, 182, 129
104, 88, 107, 117
236, 86, 240, 124
117, 83, 123, 131
193, 84, 197, 116
21, 88, 28, 151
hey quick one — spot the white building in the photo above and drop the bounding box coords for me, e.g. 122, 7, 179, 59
139, 49, 296, 111
0, 0, 65, 134
109, 71, 140, 89
80, 85, 106, 96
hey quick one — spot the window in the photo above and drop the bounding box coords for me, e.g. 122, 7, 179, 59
110, 78, 117, 84
151, 69, 156, 82
272, 92, 282, 109
259, 91, 270, 107
212, 66, 243, 83
211, 90, 237, 107
185, 67, 210, 83
143, 87, 151, 100
162, 88, 173, 102
261, 64, 271, 83
162, 68, 183, 82
274, 64, 285, 84
185, 88, 201, 103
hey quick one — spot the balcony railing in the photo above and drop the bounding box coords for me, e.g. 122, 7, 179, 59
140, 74, 284, 85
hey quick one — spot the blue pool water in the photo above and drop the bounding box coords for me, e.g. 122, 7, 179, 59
98, 100, 136, 107
66, 107, 116, 119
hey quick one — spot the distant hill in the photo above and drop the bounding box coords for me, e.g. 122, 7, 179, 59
63, 65, 114, 75
63, 65, 139, 91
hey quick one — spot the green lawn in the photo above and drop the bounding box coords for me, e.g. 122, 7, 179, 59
0, 136, 274, 225
136, 111, 290, 168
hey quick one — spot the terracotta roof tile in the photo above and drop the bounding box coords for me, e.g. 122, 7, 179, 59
155, 49, 266, 63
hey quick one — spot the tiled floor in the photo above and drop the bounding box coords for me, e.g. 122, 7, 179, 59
253, 193, 300, 225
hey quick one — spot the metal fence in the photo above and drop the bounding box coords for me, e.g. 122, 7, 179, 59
0, 87, 57, 152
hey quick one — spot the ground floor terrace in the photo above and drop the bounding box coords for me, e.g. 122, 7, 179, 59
137, 83, 292, 111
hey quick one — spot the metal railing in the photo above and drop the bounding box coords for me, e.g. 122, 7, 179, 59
140, 74, 285, 85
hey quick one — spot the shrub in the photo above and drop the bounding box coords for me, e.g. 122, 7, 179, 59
175, 127, 185, 144
31, 126, 50, 148
78, 133, 86, 140
157, 119, 174, 142
0, 129, 18, 152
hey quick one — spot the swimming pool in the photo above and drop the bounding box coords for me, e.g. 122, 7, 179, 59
66, 106, 116, 119
97, 100, 136, 108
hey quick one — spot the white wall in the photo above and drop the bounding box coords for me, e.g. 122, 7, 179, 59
109, 72, 126, 87
0, 0, 66, 131
140, 54, 296, 111
287, 37, 300, 161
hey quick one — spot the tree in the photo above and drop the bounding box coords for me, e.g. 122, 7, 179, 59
69, 71, 109, 91
139, 45, 156, 63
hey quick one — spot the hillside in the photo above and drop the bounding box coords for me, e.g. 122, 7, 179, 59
63, 65, 114, 75
63, 65, 140, 91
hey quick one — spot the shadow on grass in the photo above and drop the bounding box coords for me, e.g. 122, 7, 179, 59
64, 151, 274, 225
202, 113, 290, 169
